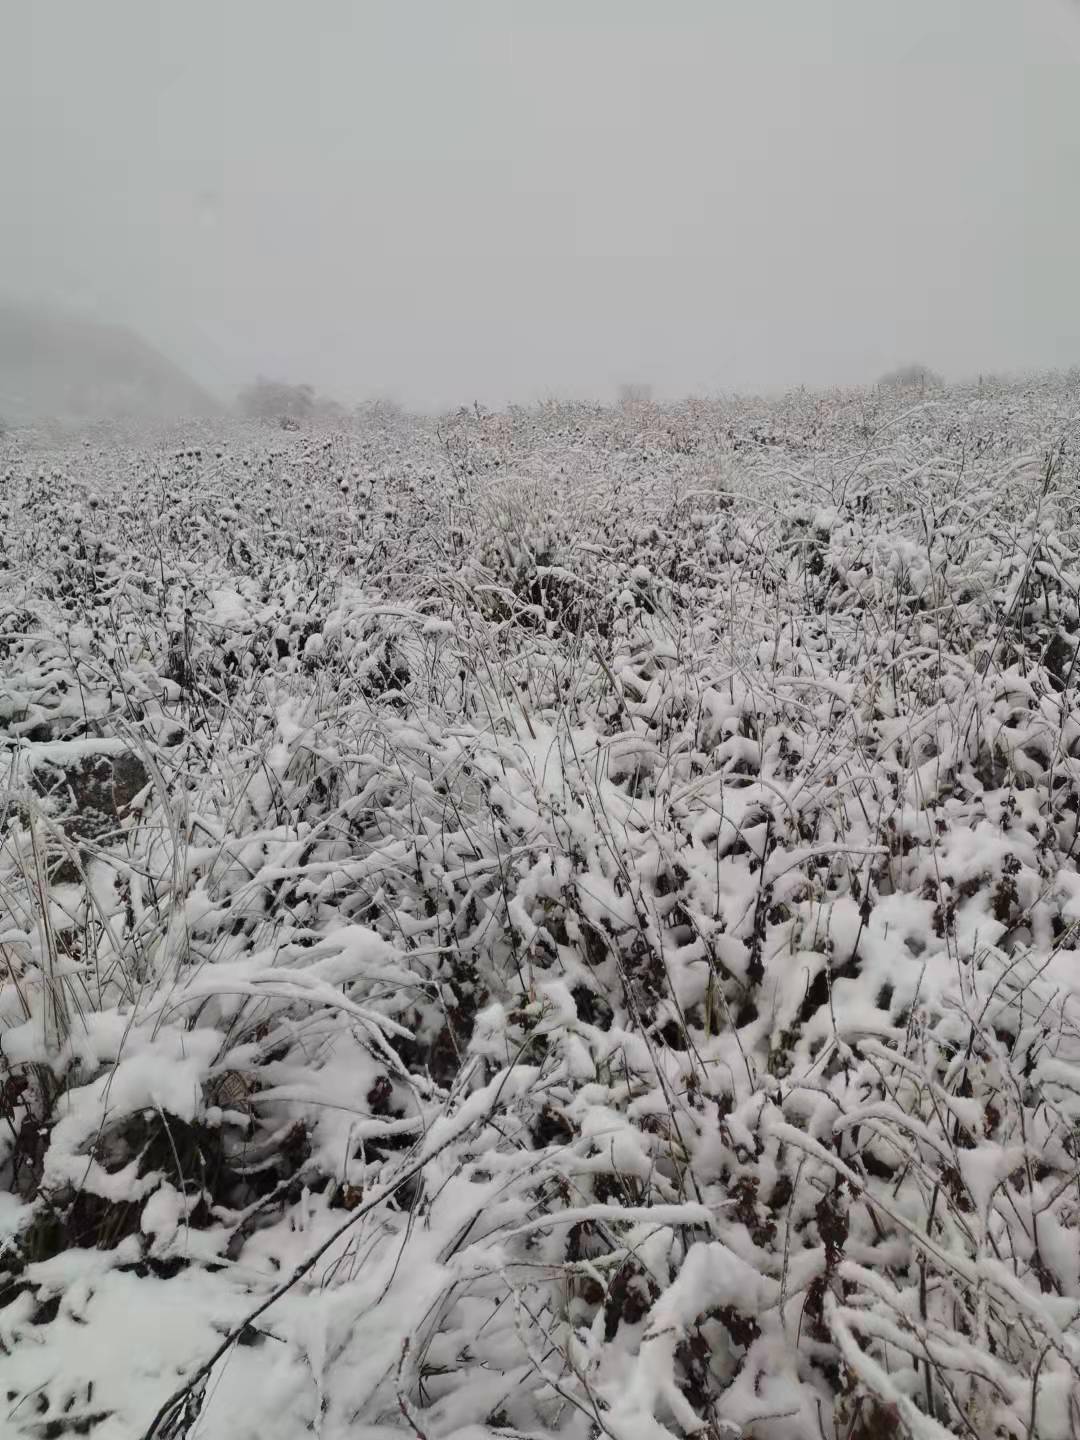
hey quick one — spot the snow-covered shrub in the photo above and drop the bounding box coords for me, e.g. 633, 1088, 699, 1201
1, 376, 1079, 1439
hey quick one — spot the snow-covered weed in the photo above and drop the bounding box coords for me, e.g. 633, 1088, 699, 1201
2, 379, 1080, 1439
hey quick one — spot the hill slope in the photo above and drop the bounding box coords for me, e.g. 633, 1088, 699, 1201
0, 300, 217, 425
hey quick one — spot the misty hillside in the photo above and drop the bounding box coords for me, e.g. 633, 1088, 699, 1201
0, 301, 216, 426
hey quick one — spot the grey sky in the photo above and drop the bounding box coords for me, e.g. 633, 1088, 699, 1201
3, 1, 1079, 409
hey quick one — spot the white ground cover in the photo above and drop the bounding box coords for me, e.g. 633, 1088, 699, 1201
2, 379, 1080, 1439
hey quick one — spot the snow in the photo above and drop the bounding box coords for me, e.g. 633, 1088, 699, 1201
3, 378, 1080, 1438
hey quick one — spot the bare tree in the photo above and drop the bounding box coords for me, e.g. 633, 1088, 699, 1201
238, 376, 316, 426
877, 362, 944, 395
617, 381, 653, 406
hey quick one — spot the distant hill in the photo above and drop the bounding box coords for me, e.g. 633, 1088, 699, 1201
0, 301, 217, 426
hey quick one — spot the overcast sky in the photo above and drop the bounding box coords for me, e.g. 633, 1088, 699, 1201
3, 1, 1079, 409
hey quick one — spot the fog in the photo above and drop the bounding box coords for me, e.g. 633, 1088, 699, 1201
4, 0, 1080, 411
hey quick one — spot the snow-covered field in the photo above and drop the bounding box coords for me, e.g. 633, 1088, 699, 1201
2, 377, 1080, 1440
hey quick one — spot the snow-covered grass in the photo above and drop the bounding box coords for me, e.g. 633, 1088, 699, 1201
2, 377, 1080, 1440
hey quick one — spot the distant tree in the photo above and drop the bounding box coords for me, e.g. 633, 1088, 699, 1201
238, 376, 316, 425
313, 396, 346, 423
617, 382, 653, 406
877, 363, 944, 395
355, 396, 404, 425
